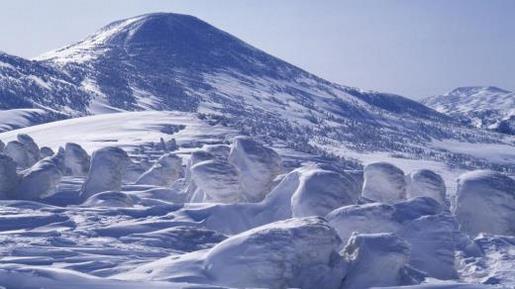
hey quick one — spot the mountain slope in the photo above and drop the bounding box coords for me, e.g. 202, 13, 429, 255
0, 13, 510, 173
0, 51, 89, 115
423, 86, 515, 134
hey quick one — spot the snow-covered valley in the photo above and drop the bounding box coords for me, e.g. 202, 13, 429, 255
0, 11, 513, 289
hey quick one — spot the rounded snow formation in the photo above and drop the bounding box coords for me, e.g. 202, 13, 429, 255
327, 202, 399, 245
64, 143, 90, 176
81, 146, 130, 200
17, 133, 40, 167
4, 140, 31, 169
291, 168, 360, 217
136, 153, 182, 187
83, 191, 140, 207
203, 144, 230, 160
16, 158, 63, 200
0, 154, 19, 199
228, 136, 282, 202
327, 197, 457, 280
204, 217, 346, 289
407, 169, 448, 207
341, 233, 412, 289
455, 170, 515, 237
39, 146, 55, 158
362, 162, 407, 203
190, 159, 243, 203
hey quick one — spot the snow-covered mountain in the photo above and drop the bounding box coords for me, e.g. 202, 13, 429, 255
29, 13, 515, 173
0, 12, 514, 289
423, 86, 515, 135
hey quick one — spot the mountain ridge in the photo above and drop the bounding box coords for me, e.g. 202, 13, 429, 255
423, 86, 515, 135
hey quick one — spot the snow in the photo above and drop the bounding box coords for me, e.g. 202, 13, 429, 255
0, 111, 238, 153
341, 233, 413, 289
64, 142, 90, 176
362, 162, 407, 203
190, 159, 243, 203
454, 170, 515, 237
290, 167, 360, 217
16, 156, 63, 200
4, 140, 31, 169
0, 11, 513, 289
118, 217, 346, 289
136, 153, 182, 187
407, 169, 449, 207
80, 146, 130, 200
0, 109, 52, 132
0, 154, 18, 199
228, 136, 282, 202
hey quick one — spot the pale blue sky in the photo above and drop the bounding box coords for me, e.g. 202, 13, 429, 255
1, 0, 514, 99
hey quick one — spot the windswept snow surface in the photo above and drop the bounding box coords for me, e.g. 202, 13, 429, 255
0, 112, 512, 288
0, 111, 238, 153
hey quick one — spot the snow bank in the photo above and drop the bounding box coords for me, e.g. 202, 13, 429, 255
39, 146, 54, 158
136, 153, 182, 187
190, 160, 243, 203
204, 217, 345, 289
64, 142, 90, 176
291, 168, 360, 217
17, 134, 40, 167
0, 264, 194, 289
81, 146, 130, 200
455, 170, 515, 237
341, 233, 413, 289
83, 191, 140, 207
4, 141, 31, 169
16, 153, 64, 200
228, 136, 282, 202
407, 169, 448, 207
362, 162, 407, 203
0, 154, 19, 198
328, 197, 457, 279
398, 214, 459, 279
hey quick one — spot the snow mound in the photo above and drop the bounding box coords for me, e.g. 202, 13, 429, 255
341, 233, 414, 289
190, 160, 243, 203
0, 154, 19, 198
80, 146, 130, 200
203, 217, 345, 289
17, 134, 40, 167
83, 191, 140, 207
398, 214, 459, 279
40, 146, 54, 158
455, 170, 515, 237
136, 153, 182, 187
328, 197, 457, 279
228, 136, 282, 202
64, 143, 90, 176
16, 152, 65, 200
4, 140, 31, 169
362, 162, 407, 203
407, 169, 448, 207
291, 168, 360, 217
203, 144, 230, 160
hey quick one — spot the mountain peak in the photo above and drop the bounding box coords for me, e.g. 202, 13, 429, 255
37, 12, 274, 70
